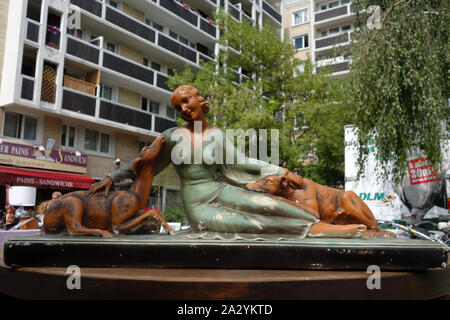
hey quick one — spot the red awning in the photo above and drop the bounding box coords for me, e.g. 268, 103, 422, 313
0, 165, 95, 189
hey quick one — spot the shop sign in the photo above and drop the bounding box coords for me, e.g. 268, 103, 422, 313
0, 140, 87, 173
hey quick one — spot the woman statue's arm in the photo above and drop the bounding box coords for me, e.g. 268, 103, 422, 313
88, 128, 174, 196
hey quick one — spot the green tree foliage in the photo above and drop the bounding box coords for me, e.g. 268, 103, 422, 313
348, 0, 449, 180
168, 12, 353, 187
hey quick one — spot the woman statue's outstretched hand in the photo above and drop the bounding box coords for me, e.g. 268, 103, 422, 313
88, 175, 113, 196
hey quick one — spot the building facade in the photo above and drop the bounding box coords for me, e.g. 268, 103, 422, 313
0, 0, 282, 210
284, 0, 354, 77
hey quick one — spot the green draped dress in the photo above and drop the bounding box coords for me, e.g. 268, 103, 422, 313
111, 127, 319, 237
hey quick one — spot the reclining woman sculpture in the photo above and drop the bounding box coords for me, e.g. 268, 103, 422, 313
89, 85, 391, 239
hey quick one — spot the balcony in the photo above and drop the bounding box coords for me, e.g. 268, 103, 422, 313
105, 6, 156, 43
262, 0, 282, 24
315, 32, 351, 50
316, 57, 350, 75
66, 36, 100, 64
61, 88, 177, 133
62, 88, 97, 116
69, 0, 102, 17
65, 35, 174, 93
158, 33, 197, 63
103, 51, 154, 85
315, 3, 353, 24
25, 19, 40, 43
20, 75, 35, 101
63, 75, 96, 96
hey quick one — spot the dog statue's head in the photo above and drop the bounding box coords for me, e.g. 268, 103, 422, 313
246, 173, 303, 196
132, 136, 165, 174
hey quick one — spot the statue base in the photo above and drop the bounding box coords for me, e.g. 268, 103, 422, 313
3, 232, 447, 271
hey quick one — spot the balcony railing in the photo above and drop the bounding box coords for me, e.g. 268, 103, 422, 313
316, 59, 350, 74
99, 99, 153, 130
62, 88, 96, 116
315, 4, 350, 23
20, 75, 34, 101
65, 35, 174, 93
63, 75, 96, 96
160, 0, 198, 26
157, 0, 217, 38
158, 33, 197, 63
156, 74, 170, 91
103, 51, 154, 85
26, 19, 40, 43
66, 36, 100, 64
315, 32, 351, 49
62, 88, 177, 133
105, 6, 156, 43
69, 0, 102, 17
229, 3, 240, 21
262, 0, 282, 23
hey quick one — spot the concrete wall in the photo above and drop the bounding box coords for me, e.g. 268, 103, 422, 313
122, 3, 144, 22
114, 131, 138, 164
120, 45, 143, 64
283, 0, 312, 61
43, 116, 62, 147
86, 154, 115, 178
118, 87, 141, 109
0, 0, 10, 90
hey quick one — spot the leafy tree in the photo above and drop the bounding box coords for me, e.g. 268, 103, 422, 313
348, 0, 449, 180
168, 12, 352, 187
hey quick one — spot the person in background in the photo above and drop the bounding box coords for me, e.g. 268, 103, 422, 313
4, 206, 20, 230
51, 191, 62, 200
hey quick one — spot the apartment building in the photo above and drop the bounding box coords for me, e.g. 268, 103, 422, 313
0, 0, 282, 209
284, 0, 354, 77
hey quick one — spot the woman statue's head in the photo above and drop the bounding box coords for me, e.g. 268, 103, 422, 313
171, 85, 210, 122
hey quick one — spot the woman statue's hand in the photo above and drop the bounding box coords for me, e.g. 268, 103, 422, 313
88, 175, 113, 196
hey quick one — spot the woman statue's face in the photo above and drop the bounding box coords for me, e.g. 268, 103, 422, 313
172, 89, 205, 122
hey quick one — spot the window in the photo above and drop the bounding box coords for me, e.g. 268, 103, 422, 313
293, 34, 309, 50
153, 22, 163, 32
101, 84, 113, 101
329, 27, 340, 34
321, 31, 328, 37
292, 8, 308, 26
342, 25, 351, 31
84, 129, 110, 153
106, 42, 116, 53
108, 0, 119, 8
61, 125, 75, 148
141, 97, 160, 114
166, 106, 176, 119
23, 117, 37, 140
179, 36, 189, 45
169, 31, 178, 40
151, 61, 160, 71
143, 57, 149, 67
3, 113, 20, 138
3, 112, 37, 140
328, 1, 339, 8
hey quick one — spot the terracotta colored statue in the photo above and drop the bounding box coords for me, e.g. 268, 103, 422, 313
39, 136, 175, 237
89, 85, 390, 238
247, 171, 394, 237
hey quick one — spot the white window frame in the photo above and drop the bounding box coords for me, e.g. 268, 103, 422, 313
292, 8, 309, 26
82, 128, 113, 156
107, 0, 122, 10
141, 96, 160, 115
2, 112, 40, 142
60, 124, 77, 149
293, 34, 309, 51
100, 84, 116, 102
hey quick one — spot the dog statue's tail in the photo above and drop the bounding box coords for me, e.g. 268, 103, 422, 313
37, 200, 53, 216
